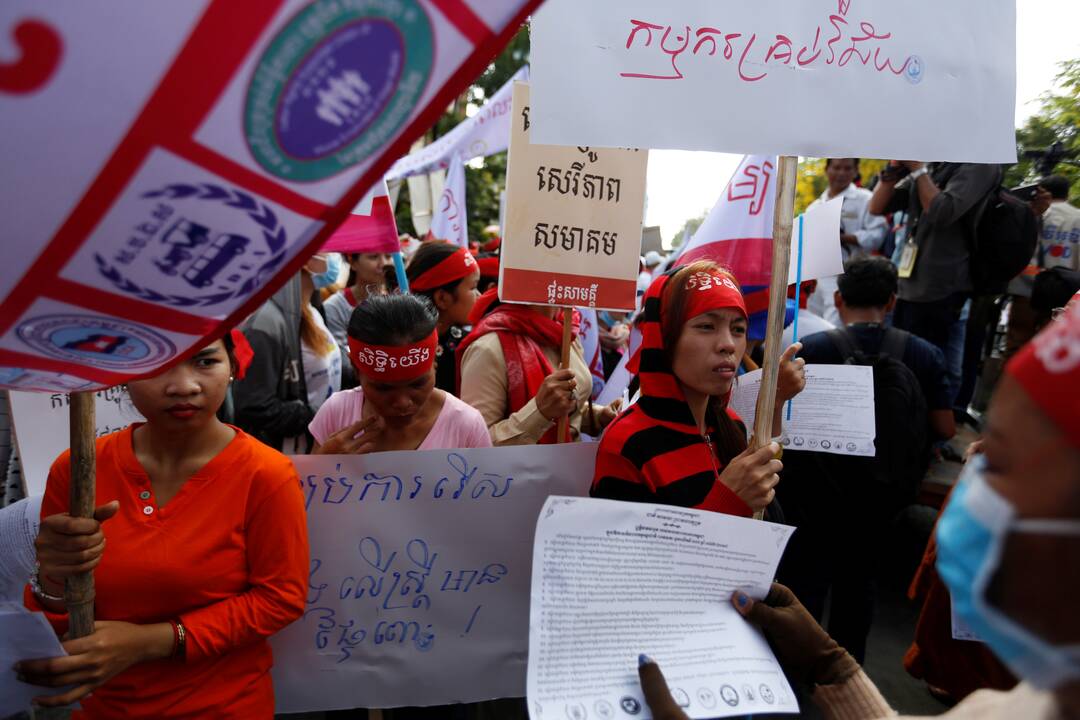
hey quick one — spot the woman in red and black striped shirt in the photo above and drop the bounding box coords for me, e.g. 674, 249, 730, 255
591, 261, 806, 516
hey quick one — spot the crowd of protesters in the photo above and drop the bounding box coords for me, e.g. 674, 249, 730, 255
1, 160, 1077, 720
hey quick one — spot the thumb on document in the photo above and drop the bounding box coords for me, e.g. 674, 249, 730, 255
731, 583, 860, 686
637, 658, 689, 720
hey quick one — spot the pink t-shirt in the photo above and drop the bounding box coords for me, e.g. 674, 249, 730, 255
308, 387, 492, 450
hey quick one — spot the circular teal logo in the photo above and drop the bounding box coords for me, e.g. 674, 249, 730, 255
245, 0, 433, 182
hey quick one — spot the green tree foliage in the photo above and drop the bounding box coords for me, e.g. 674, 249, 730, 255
673, 213, 708, 248
794, 158, 827, 215
1007, 59, 1080, 201
794, 158, 887, 215
394, 27, 530, 241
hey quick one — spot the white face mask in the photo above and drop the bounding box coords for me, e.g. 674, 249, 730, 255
936, 455, 1080, 689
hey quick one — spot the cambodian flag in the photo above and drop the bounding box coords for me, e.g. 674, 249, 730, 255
674, 155, 794, 340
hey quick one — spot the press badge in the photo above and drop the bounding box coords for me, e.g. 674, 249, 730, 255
897, 241, 918, 278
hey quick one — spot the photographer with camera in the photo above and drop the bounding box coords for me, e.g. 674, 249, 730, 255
868, 161, 1002, 404
1006, 175, 1080, 352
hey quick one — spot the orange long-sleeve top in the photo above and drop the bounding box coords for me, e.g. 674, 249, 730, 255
26, 425, 308, 719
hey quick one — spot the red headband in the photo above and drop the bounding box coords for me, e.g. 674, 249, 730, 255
348, 330, 438, 382
410, 246, 477, 292
1005, 301, 1080, 448
678, 270, 748, 325
476, 255, 500, 279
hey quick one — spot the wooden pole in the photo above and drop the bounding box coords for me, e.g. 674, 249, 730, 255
556, 306, 573, 443
750, 155, 799, 521
67, 391, 96, 638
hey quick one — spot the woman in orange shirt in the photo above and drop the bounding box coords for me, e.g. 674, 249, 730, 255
20, 332, 308, 718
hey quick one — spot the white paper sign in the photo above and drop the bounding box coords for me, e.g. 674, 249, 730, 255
730, 366, 876, 457
271, 443, 599, 712
8, 388, 143, 497
595, 350, 632, 407
531, 0, 1016, 163
788, 197, 845, 285
528, 496, 798, 719
0, 604, 69, 718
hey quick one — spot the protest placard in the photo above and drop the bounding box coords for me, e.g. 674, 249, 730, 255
7, 388, 143, 497
271, 442, 599, 712
530, 0, 1016, 163
499, 83, 648, 312
730, 366, 876, 457
528, 496, 798, 719
0, 0, 541, 393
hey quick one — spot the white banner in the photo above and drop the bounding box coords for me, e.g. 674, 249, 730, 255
8, 388, 143, 497
427, 153, 469, 247
271, 443, 599, 712
530, 0, 1016, 162
386, 66, 529, 179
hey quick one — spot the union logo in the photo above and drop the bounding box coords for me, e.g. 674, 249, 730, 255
92, 183, 288, 308
245, 0, 434, 182
16, 315, 176, 371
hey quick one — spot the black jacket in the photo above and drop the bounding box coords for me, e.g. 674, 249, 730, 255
233, 276, 313, 451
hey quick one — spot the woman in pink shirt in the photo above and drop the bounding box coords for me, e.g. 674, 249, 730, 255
310, 293, 491, 453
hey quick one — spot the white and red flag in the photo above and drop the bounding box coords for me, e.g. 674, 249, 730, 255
674, 155, 786, 339
425, 153, 469, 247
674, 154, 844, 340
0, 0, 541, 392
321, 180, 400, 254
675, 155, 778, 286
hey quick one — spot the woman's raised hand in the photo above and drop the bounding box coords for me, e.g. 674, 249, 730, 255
775, 342, 807, 404
313, 416, 384, 455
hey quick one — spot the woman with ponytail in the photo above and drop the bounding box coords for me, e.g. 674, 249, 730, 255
234, 254, 342, 453
406, 242, 481, 394
591, 261, 806, 516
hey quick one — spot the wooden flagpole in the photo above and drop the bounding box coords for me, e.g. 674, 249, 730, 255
750, 155, 798, 521
67, 391, 97, 638
556, 306, 574, 443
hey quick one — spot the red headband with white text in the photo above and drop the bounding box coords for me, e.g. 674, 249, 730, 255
677, 270, 748, 325
348, 330, 438, 382
410, 245, 477, 292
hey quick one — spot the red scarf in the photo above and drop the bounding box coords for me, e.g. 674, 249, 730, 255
457, 302, 579, 444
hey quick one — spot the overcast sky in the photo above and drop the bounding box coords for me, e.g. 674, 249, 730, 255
645, 0, 1080, 244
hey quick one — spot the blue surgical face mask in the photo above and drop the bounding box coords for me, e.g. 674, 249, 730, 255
310, 253, 341, 290
936, 455, 1080, 689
